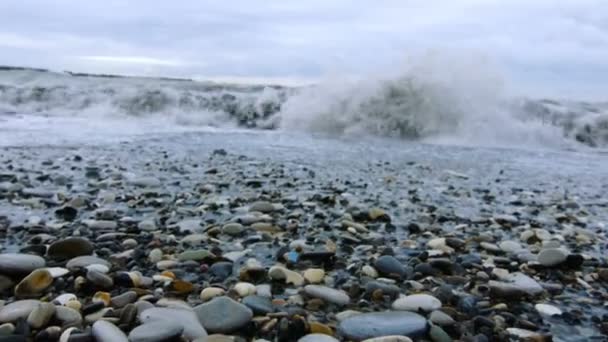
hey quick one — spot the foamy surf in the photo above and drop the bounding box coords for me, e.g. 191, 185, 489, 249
0, 65, 606, 149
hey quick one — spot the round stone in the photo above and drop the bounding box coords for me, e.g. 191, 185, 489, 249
222, 223, 245, 236
178, 249, 215, 262
92, 320, 128, 342
375, 256, 407, 279
303, 268, 325, 284
537, 248, 568, 267
268, 265, 304, 286
14, 269, 53, 297
337, 311, 427, 340
47, 238, 94, 260
304, 285, 350, 306
129, 321, 184, 342
139, 307, 207, 340
200, 287, 226, 301
298, 334, 339, 342
392, 294, 442, 312
193, 296, 253, 334
0, 254, 46, 275
234, 282, 256, 297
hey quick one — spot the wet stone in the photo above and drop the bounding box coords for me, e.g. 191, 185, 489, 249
242, 295, 274, 315
304, 285, 350, 306
0, 254, 46, 275
338, 311, 427, 340
128, 321, 184, 342
194, 296, 253, 334
375, 256, 407, 279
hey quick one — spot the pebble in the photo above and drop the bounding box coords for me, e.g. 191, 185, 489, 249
429, 310, 455, 326
489, 272, 544, 297
304, 285, 350, 305
139, 307, 207, 340
499, 240, 522, 254
338, 311, 427, 340
535, 303, 562, 316
86, 269, 114, 289
148, 249, 163, 263
249, 201, 276, 213
268, 265, 304, 286
375, 256, 407, 279
0, 300, 40, 323
128, 321, 184, 342
111, 291, 138, 308
83, 219, 118, 230
537, 248, 568, 267
429, 324, 452, 342
303, 268, 325, 284
47, 237, 94, 259
362, 265, 379, 278
14, 269, 53, 297
66, 256, 110, 270
178, 249, 215, 261
138, 219, 157, 231
26, 303, 55, 329
0, 254, 46, 275
242, 295, 274, 315
194, 296, 253, 333
200, 287, 226, 301
362, 337, 413, 342
55, 306, 83, 325
92, 320, 128, 342
234, 282, 257, 297
392, 294, 442, 312
222, 223, 245, 236
298, 334, 339, 342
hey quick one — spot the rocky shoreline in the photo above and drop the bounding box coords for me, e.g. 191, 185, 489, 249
1, 138, 608, 342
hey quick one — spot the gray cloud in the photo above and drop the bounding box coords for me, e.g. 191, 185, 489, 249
0, 0, 606, 98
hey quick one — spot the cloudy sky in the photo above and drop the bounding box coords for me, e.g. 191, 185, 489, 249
0, 0, 606, 98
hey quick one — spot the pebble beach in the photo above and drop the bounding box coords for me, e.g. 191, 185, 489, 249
1, 131, 608, 342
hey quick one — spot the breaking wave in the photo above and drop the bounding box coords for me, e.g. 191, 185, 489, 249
0, 64, 606, 148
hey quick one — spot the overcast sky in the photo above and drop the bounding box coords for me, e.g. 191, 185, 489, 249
0, 0, 606, 99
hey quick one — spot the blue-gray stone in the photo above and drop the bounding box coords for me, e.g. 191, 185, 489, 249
338, 311, 427, 340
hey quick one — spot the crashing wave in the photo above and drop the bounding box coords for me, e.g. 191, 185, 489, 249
0, 66, 606, 148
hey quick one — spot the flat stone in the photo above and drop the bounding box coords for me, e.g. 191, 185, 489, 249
178, 249, 215, 262
242, 296, 273, 315
0, 254, 45, 275
375, 256, 407, 279
499, 241, 522, 254
537, 248, 568, 267
66, 256, 110, 270
392, 294, 442, 312
338, 311, 427, 340
47, 238, 94, 260
249, 201, 276, 213
304, 285, 350, 306
139, 307, 207, 340
429, 324, 452, 342
92, 320, 128, 342
222, 223, 245, 236
298, 334, 339, 342
129, 177, 161, 188
0, 300, 40, 323
535, 303, 562, 316
194, 296, 253, 334
83, 220, 117, 230
128, 321, 184, 342
489, 272, 544, 298
362, 337, 413, 342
